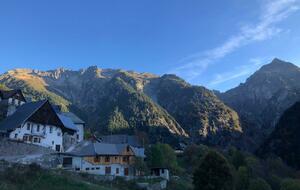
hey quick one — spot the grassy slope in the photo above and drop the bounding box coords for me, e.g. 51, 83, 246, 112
0, 70, 70, 111
0, 163, 136, 190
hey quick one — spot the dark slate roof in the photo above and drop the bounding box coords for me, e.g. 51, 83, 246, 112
57, 113, 79, 132
0, 100, 47, 131
100, 135, 142, 147
64, 140, 145, 157
61, 112, 85, 124
0, 89, 26, 101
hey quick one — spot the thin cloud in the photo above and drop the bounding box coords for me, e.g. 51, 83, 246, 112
208, 57, 269, 87
170, 0, 299, 81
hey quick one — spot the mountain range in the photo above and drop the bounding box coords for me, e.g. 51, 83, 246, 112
219, 58, 300, 149
1, 58, 300, 150
0, 67, 241, 146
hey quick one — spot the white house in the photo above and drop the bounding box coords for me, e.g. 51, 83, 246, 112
0, 89, 27, 118
0, 100, 77, 152
61, 140, 145, 177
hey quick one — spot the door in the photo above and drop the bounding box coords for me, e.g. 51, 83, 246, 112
55, 145, 61, 152
105, 167, 111, 175
63, 157, 73, 167
124, 168, 129, 176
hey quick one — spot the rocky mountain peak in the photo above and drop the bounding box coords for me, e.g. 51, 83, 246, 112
258, 58, 299, 74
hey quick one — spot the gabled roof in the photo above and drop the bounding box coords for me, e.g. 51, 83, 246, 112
100, 135, 142, 147
0, 89, 26, 102
0, 100, 47, 131
0, 100, 76, 133
61, 112, 85, 124
57, 113, 79, 132
64, 140, 145, 158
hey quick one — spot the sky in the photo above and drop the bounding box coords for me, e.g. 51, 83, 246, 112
0, 0, 299, 91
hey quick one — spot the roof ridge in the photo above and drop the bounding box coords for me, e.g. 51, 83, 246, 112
19, 100, 48, 126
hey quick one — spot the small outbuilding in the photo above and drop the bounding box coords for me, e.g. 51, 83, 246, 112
151, 167, 170, 181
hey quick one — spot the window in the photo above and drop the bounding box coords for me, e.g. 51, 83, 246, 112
23, 136, 28, 141
105, 167, 111, 174
75, 168, 80, 171
52, 141, 54, 145
57, 132, 61, 136
76, 134, 79, 139
50, 127, 53, 133
123, 156, 129, 162
27, 123, 31, 130
37, 125, 40, 132
94, 156, 100, 162
126, 146, 130, 152
116, 168, 119, 174
91, 168, 95, 170
86, 168, 90, 171
161, 169, 165, 174
105, 156, 110, 162
115, 156, 118, 160
96, 167, 100, 170
14, 134, 18, 139
33, 137, 39, 143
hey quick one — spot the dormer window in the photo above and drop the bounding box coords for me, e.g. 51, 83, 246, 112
37, 125, 40, 132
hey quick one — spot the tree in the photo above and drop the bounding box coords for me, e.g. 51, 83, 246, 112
182, 144, 209, 172
132, 157, 148, 176
248, 178, 271, 190
146, 143, 181, 173
230, 148, 246, 169
236, 166, 250, 190
193, 150, 234, 190
280, 179, 300, 190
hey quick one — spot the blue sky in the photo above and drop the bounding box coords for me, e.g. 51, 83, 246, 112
0, 0, 299, 91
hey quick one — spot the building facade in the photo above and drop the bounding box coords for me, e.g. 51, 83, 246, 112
62, 141, 145, 177
0, 100, 77, 152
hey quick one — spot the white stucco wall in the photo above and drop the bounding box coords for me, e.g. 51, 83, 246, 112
9, 122, 63, 152
70, 157, 129, 176
75, 124, 84, 142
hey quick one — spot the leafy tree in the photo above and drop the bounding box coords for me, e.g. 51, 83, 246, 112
280, 179, 300, 190
229, 148, 246, 169
182, 144, 209, 172
193, 150, 234, 190
248, 178, 271, 190
236, 166, 250, 190
132, 157, 148, 176
146, 143, 181, 173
